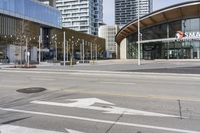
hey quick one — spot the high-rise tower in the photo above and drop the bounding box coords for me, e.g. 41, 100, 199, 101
56, 0, 103, 35
115, 0, 153, 26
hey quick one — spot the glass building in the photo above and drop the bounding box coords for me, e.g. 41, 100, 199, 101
0, 0, 62, 63
116, 1, 200, 60
0, 0, 105, 64
115, 0, 153, 26
0, 0, 61, 28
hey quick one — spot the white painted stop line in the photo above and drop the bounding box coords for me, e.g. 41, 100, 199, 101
0, 125, 63, 133
0, 107, 200, 133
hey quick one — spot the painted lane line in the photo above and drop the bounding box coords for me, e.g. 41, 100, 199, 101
3, 67, 200, 77
100, 81, 136, 85
0, 124, 64, 133
0, 69, 118, 77
0, 107, 199, 133
31, 98, 177, 117
1, 69, 200, 80
30, 78, 56, 81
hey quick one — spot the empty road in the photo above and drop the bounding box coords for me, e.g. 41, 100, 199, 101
0, 68, 200, 133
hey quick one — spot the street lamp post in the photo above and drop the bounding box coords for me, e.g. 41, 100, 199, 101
70, 36, 74, 66
83, 39, 85, 63
80, 40, 82, 61
96, 44, 97, 61
25, 38, 28, 64
63, 31, 66, 66
38, 35, 41, 64
76, 38, 80, 61
70, 41, 73, 66
55, 41, 57, 61
115, 43, 118, 59
90, 42, 93, 60
138, 0, 141, 65
67, 40, 69, 61
52, 34, 57, 61
167, 24, 170, 59
25, 38, 30, 67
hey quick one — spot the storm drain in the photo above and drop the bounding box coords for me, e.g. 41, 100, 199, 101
16, 87, 46, 94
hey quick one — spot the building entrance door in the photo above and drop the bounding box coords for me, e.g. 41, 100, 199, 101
143, 43, 161, 60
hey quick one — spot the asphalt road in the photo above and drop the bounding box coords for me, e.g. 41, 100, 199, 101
0, 68, 200, 133
34, 60, 200, 74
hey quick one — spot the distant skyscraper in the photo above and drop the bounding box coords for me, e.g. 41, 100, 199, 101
56, 0, 103, 35
115, 0, 153, 26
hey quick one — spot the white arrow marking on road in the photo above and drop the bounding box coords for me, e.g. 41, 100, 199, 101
31, 98, 177, 117
0, 125, 64, 133
64, 98, 114, 107
31, 98, 114, 108
65, 128, 85, 133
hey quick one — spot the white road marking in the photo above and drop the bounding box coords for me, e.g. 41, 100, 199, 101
0, 107, 199, 133
1, 69, 200, 80
100, 81, 136, 85
32, 98, 114, 108
0, 124, 63, 133
65, 128, 85, 133
31, 98, 177, 117
65, 98, 114, 107
30, 78, 55, 81
0, 69, 116, 77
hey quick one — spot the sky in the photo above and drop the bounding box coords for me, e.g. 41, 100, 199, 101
103, 0, 190, 25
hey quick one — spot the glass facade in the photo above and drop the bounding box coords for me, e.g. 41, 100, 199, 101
127, 18, 200, 59
115, 0, 153, 26
0, 0, 61, 28
0, 0, 105, 64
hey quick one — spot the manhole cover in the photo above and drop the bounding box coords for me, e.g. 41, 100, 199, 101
16, 87, 46, 94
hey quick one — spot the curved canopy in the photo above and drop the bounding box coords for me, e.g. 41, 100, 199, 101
115, 1, 200, 44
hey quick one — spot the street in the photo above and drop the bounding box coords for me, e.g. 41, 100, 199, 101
0, 67, 200, 133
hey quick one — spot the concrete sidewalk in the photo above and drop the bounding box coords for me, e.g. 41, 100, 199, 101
0, 64, 14, 68
92, 59, 200, 65
1, 59, 200, 75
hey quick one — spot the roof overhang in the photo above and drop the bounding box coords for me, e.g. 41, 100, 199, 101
115, 1, 200, 44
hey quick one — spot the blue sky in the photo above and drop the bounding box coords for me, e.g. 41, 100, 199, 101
103, 0, 190, 25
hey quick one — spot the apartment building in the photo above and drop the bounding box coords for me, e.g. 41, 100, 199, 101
56, 0, 103, 35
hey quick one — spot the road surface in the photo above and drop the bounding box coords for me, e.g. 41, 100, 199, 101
0, 68, 200, 133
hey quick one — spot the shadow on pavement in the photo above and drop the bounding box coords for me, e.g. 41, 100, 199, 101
120, 66, 200, 74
